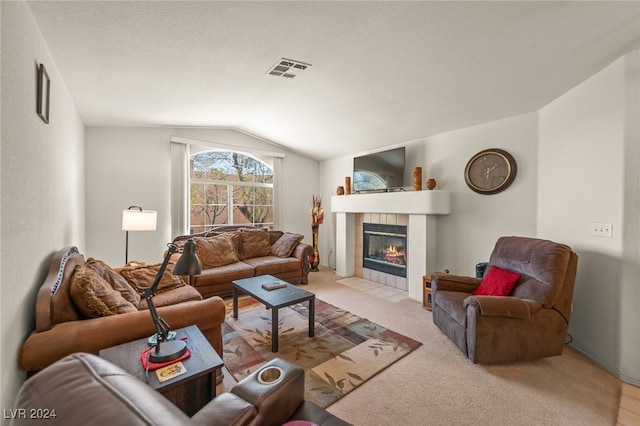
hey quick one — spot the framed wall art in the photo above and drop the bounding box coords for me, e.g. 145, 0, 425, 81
37, 63, 50, 124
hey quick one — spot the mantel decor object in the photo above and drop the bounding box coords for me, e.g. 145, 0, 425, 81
426, 178, 437, 190
413, 167, 422, 191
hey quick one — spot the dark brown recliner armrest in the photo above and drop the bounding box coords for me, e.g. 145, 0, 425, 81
464, 295, 542, 320
229, 358, 306, 426
431, 273, 480, 294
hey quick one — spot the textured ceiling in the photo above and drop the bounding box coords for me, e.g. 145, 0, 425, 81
27, 1, 640, 160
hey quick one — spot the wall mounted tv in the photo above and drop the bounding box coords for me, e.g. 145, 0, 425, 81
353, 147, 405, 192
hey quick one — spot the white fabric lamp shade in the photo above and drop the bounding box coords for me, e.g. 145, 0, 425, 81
122, 209, 157, 231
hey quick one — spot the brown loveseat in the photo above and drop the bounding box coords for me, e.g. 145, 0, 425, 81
431, 236, 578, 364
173, 226, 312, 298
12, 353, 351, 426
19, 246, 226, 374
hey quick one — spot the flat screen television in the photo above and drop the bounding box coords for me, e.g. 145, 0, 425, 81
353, 147, 405, 192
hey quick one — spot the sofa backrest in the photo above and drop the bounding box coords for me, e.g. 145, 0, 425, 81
489, 236, 578, 320
35, 246, 85, 332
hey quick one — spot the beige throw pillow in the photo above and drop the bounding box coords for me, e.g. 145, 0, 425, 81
194, 234, 239, 269
85, 258, 141, 306
118, 262, 186, 295
272, 232, 304, 257
240, 228, 273, 259
70, 264, 138, 318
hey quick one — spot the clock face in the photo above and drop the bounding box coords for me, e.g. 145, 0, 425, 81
464, 149, 517, 194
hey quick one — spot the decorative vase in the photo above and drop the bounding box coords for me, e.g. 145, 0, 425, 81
426, 178, 437, 190
413, 167, 422, 191
336, 186, 345, 195
345, 177, 352, 195
310, 224, 320, 271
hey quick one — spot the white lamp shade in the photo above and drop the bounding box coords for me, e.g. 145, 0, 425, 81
122, 209, 157, 231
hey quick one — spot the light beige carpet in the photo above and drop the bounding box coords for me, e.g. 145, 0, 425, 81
221, 267, 621, 426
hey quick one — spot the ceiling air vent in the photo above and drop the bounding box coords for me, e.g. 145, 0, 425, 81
266, 58, 311, 79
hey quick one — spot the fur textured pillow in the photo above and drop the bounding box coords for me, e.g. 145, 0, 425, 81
119, 262, 187, 295
70, 264, 138, 318
272, 232, 304, 257
194, 234, 240, 269
85, 258, 141, 306
240, 228, 273, 259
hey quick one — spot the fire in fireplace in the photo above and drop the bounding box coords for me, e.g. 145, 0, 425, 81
363, 223, 407, 277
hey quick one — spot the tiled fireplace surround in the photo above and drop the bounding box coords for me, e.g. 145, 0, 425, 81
356, 213, 409, 291
331, 190, 451, 301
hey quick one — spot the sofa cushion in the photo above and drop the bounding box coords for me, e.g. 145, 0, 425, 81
243, 256, 301, 276
272, 233, 304, 258
193, 261, 255, 286
472, 266, 520, 296
240, 228, 272, 259
70, 264, 138, 318
85, 258, 141, 306
137, 285, 203, 309
118, 262, 187, 295
195, 234, 239, 268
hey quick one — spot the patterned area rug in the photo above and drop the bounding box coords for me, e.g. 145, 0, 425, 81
222, 297, 422, 408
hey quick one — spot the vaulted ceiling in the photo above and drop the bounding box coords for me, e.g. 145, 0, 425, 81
27, 1, 640, 160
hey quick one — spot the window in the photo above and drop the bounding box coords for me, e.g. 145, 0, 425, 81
189, 151, 273, 233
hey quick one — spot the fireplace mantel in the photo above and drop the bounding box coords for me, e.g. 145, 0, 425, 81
331, 190, 451, 214
330, 190, 451, 302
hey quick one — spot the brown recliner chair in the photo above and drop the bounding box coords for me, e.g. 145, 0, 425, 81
12, 353, 350, 426
431, 236, 578, 364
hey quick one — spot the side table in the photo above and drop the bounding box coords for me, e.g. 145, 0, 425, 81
99, 325, 223, 416
423, 274, 433, 311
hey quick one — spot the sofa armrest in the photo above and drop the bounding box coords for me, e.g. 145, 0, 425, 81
230, 358, 305, 426
292, 242, 312, 261
20, 297, 225, 372
464, 295, 542, 320
431, 273, 480, 294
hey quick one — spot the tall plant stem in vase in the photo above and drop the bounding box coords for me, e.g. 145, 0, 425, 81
310, 195, 324, 272
310, 224, 320, 272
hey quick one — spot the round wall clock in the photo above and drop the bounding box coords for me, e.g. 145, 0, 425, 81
464, 148, 517, 195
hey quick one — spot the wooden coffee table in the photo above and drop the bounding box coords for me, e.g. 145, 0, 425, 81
232, 275, 315, 352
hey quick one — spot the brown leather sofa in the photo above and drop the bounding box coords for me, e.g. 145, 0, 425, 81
19, 246, 226, 375
12, 353, 351, 426
431, 236, 578, 364
172, 226, 312, 298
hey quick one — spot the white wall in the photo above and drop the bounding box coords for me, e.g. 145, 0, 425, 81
538, 51, 640, 385
1, 1, 85, 417
85, 127, 318, 266
319, 112, 539, 276
320, 51, 640, 385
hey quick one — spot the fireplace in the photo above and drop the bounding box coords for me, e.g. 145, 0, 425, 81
363, 223, 407, 278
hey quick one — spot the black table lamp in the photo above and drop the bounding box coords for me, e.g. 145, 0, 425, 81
145, 238, 201, 363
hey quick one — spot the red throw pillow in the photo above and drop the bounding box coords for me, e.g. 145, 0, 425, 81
472, 266, 521, 296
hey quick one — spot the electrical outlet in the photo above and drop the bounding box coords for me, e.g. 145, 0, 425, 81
591, 222, 613, 238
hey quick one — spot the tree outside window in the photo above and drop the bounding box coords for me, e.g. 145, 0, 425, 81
190, 151, 274, 233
